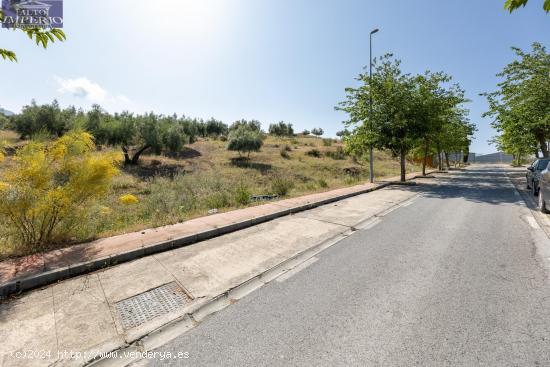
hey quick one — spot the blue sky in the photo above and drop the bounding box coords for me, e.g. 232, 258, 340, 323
1, 0, 549, 154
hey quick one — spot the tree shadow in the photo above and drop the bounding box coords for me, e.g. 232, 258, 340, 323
230, 157, 272, 173
164, 147, 202, 160
122, 163, 187, 179
409, 167, 526, 207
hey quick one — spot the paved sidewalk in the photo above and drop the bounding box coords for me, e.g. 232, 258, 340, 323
0, 177, 427, 367
0, 172, 426, 297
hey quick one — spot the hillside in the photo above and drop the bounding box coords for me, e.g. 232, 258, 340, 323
0, 132, 421, 258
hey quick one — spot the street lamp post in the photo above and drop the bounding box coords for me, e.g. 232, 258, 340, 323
369, 28, 379, 183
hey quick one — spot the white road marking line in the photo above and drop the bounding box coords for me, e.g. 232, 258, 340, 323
276, 257, 318, 283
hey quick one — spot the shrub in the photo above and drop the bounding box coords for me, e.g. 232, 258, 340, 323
0, 131, 119, 248
280, 148, 290, 159
302, 130, 310, 136
234, 182, 251, 205
119, 194, 139, 205
271, 176, 295, 196
227, 125, 263, 158
269, 121, 294, 137
322, 138, 332, 146
325, 146, 346, 160
311, 128, 324, 136
306, 149, 321, 158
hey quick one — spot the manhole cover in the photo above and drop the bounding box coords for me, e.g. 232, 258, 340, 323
115, 282, 190, 330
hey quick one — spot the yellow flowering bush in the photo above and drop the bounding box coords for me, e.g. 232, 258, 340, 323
0, 131, 120, 248
119, 194, 139, 205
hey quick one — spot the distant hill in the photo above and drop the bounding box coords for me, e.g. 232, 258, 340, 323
0, 107, 14, 116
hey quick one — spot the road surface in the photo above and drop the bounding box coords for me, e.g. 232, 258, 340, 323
142, 166, 550, 366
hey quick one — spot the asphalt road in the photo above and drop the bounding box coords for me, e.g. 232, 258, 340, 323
143, 166, 550, 367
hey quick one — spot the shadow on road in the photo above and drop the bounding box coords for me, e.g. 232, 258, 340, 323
412, 166, 522, 206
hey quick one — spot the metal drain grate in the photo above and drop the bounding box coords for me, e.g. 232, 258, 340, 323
115, 282, 190, 329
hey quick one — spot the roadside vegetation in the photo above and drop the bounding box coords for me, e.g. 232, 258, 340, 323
483, 42, 550, 166
338, 54, 475, 180
0, 105, 421, 258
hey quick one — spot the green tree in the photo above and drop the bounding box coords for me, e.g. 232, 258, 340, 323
0, 10, 66, 62
205, 118, 229, 137
338, 55, 421, 181
89, 110, 189, 165
231, 119, 262, 132
504, 0, 550, 12
483, 43, 550, 158
227, 125, 263, 158
11, 100, 77, 138
268, 121, 294, 136
311, 128, 324, 136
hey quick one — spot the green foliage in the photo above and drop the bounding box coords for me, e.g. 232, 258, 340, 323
504, 0, 550, 12
12, 100, 80, 138
234, 182, 251, 205
302, 130, 310, 136
271, 176, 295, 196
0, 10, 66, 62
227, 125, 263, 157
311, 128, 324, 136
86, 108, 193, 164
483, 43, 550, 158
230, 119, 262, 132
0, 132, 119, 248
269, 121, 294, 136
336, 129, 350, 137
338, 54, 473, 179
206, 118, 229, 137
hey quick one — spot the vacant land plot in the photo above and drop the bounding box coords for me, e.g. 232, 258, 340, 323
0, 132, 420, 259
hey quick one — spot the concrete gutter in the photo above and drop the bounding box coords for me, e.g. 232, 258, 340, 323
0, 172, 435, 299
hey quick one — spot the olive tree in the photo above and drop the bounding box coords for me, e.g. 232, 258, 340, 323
227, 125, 263, 158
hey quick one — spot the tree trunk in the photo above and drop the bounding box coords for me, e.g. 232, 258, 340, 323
422, 139, 429, 176
400, 148, 406, 182
436, 141, 442, 171
444, 152, 450, 170
122, 145, 151, 165
131, 145, 151, 165
122, 146, 132, 165
537, 133, 549, 158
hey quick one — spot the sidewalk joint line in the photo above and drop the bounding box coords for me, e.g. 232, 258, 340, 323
152, 255, 196, 300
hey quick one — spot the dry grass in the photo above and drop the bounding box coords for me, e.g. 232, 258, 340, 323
0, 132, 422, 258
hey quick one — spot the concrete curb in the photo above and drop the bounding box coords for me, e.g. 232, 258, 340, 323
86, 193, 425, 367
1, 172, 434, 299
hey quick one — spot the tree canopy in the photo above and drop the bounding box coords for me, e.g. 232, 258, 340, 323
227, 125, 263, 158
0, 10, 66, 62
504, 0, 550, 12
338, 54, 474, 180
483, 42, 550, 160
